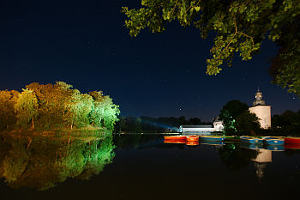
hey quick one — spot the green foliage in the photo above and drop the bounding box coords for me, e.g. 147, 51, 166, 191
219, 100, 249, 134
271, 110, 300, 136
122, 0, 300, 95
220, 100, 260, 135
236, 111, 260, 135
14, 89, 38, 129
0, 82, 120, 131
89, 91, 120, 130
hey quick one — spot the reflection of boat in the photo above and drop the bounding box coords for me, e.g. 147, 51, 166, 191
266, 145, 285, 151
241, 143, 263, 150
186, 135, 199, 142
240, 136, 263, 144
285, 137, 300, 144
164, 136, 186, 141
164, 135, 186, 144
200, 135, 224, 142
164, 140, 186, 144
200, 141, 224, 146
285, 143, 300, 150
262, 136, 284, 145
186, 141, 199, 146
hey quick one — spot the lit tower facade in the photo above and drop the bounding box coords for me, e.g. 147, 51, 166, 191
249, 90, 271, 129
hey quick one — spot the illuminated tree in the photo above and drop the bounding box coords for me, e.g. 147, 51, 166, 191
122, 0, 300, 95
26, 82, 67, 129
0, 90, 19, 130
14, 89, 38, 129
72, 94, 94, 128
0, 81, 119, 131
64, 89, 94, 129
89, 91, 120, 130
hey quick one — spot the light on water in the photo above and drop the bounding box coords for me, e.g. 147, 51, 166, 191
0, 134, 300, 200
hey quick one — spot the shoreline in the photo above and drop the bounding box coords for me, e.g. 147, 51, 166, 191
0, 127, 111, 138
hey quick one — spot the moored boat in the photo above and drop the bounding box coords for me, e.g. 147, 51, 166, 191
200, 135, 224, 142
263, 136, 284, 145
284, 137, 300, 144
240, 136, 263, 144
186, 135, 199, 142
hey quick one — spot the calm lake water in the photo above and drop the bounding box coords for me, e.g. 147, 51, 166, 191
0, 134, 300, 200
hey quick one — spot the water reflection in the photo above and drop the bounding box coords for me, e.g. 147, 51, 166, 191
218, 143, 258, 171
1, 133, 299, 197
0, 133, 115, 191
251, 149, 272, 179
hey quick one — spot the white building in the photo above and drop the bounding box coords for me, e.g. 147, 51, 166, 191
179, 119, 224, 134
249, 90, 271, 129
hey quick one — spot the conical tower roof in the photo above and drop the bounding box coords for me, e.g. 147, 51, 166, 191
253, 89, 266, 106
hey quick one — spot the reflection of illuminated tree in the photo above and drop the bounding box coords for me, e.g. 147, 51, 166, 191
79, 135, 115, 180
1, 139, 30, 183
0, 133, 115, 191
218, 144, 258, 170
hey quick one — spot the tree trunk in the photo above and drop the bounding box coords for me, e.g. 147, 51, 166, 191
31, 118, 35, 129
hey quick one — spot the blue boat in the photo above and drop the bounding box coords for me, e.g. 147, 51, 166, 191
240, 136, 264, 144
200, 135, 224, 142
262, 136, 284, 146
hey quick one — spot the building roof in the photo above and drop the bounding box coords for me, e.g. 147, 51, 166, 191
181, 125, 213, 128
253, 89, 266, 106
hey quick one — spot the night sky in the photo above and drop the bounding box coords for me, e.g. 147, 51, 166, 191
0, 0, 299, 121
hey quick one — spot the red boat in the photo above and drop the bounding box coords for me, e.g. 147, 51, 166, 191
186, 135, 199, 142
164, 136, 186, 141
285, 137, 300, 144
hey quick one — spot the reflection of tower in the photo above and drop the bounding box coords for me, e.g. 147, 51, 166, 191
254, 162, 268, 179
251, 149, 272, 179
249, 89, 271, 129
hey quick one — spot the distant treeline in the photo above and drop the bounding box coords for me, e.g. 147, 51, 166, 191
271, 110, 300, 136
115, 116, 210, 133
0, 82, 120, 131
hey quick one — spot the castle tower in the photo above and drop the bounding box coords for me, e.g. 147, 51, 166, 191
249, 89, 271, 129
